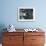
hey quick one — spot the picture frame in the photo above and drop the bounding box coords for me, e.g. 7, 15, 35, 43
18, 7, 35, 21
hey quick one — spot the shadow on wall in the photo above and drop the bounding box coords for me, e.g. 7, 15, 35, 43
0, 24, 7, 43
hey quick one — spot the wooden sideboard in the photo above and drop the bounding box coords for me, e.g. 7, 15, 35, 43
2, 31, 45, 46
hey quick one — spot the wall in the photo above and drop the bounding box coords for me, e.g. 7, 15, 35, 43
0, 0, 46, 30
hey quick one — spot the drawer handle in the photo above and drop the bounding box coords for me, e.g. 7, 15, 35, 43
9, 38, 12, 40
9, 38, 13, 40
32, 39, 36, 40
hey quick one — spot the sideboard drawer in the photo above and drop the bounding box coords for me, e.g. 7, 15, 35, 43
3, 32, 23, 36
24, 32, 44, 36
32, 36, 45, 44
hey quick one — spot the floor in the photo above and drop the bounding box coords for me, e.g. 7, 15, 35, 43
0, 44, 2, 46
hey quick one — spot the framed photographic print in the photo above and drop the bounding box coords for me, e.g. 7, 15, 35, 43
18, 7, 35, 21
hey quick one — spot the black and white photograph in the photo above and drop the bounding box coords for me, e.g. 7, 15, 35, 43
18, 7, 35, 21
